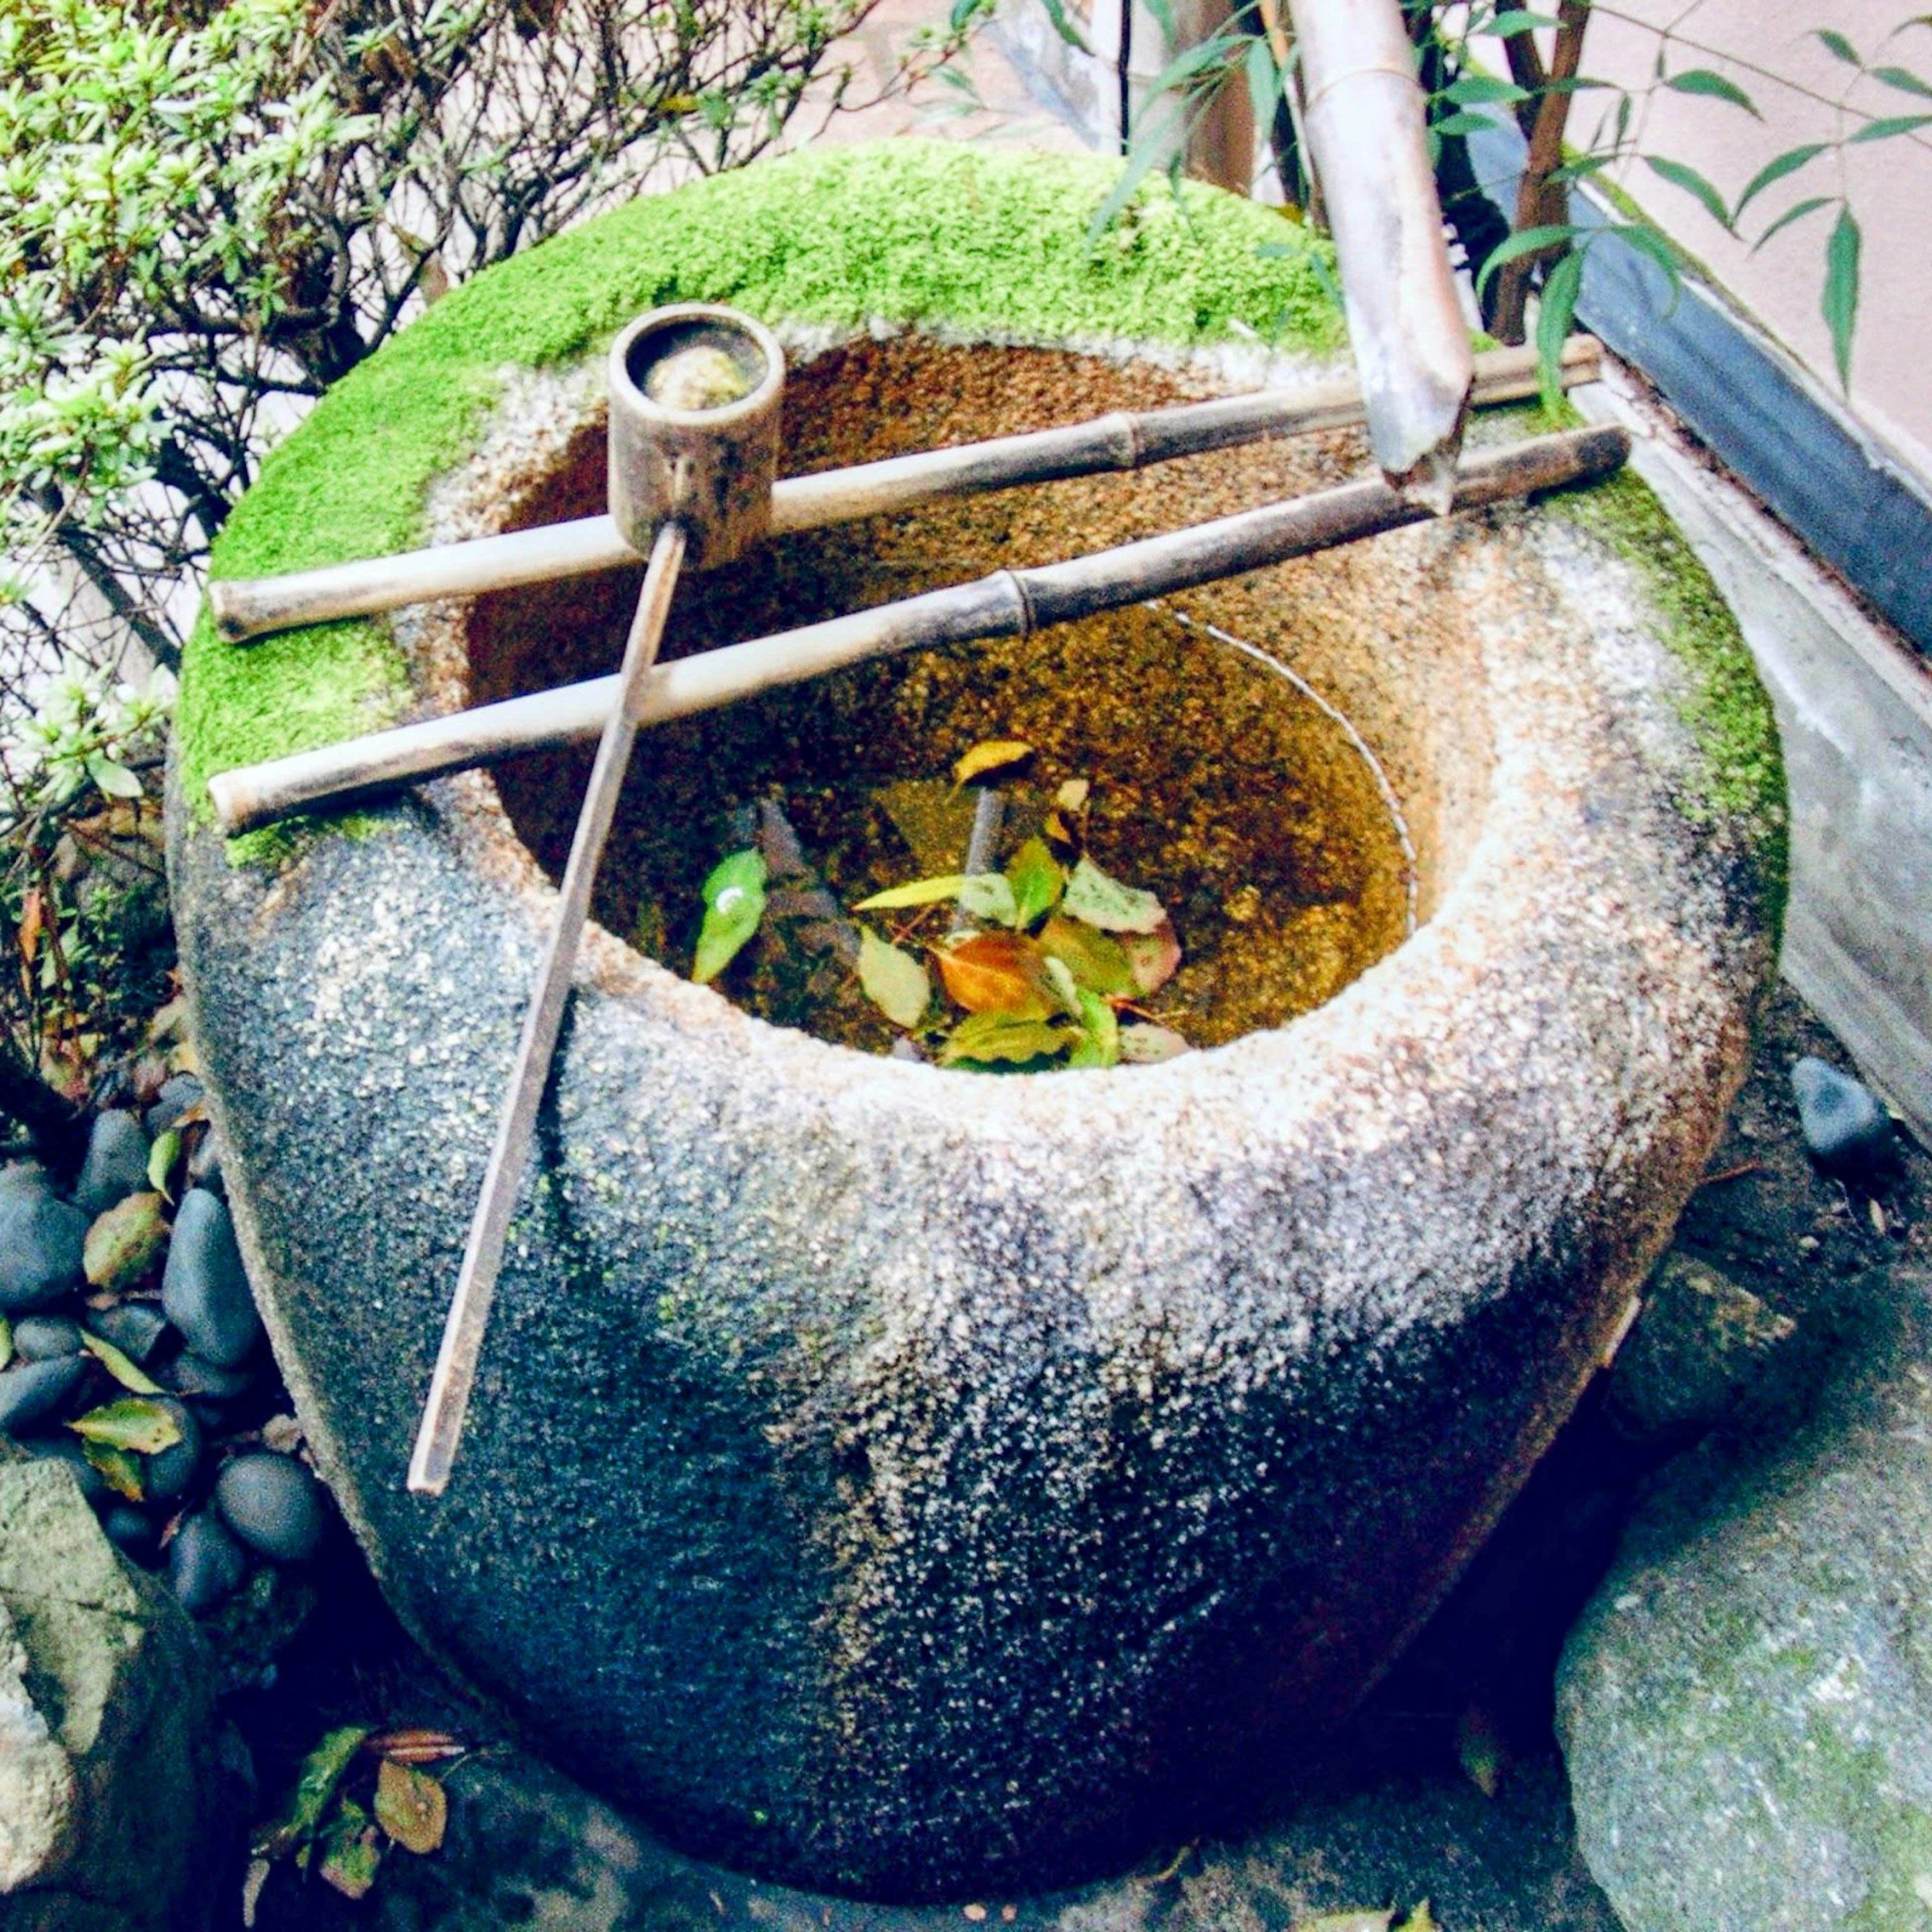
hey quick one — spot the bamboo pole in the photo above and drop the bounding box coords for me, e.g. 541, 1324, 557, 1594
207, 340, 1600, 645
208, 424, 1627, 838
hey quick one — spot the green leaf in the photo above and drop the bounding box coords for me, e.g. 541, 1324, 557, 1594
1823, 204, 1861, 389
1245, 34, 1281, 134
1487, 8, 1560, 31
1065, 989, 1120, 1070
1643, 154, 1734, 231
84, 1191, 171, 1292
1604, 223, 1683, 310
0, 1315, 10, 1372
318, 1803, 382, 1900
1433, 110, 1501, 138
1475, 223, 1577, 299
1061, 857, 1166, 935
67, 1397, 181, 1455
1042, 955, 1082, 1017
80, 1329, 163, 1396
1751, 195, 1835, 252
1871, 64, 1932, 101
1734, 143, 1828, 216
1662, 68, 1760, 116
1814, 29, 1861, 65
85, 755, 144, 800
1035, 0, 1091, 49
82, 1441, 143, 1501
1037, 914, 1135, 997
856, 929, 931, 1030
691, 850, 767, 985
1444, 73, 1531, 105
1086, 134, 1173, 247
957, 874, 1020, 927
1848, 112, 1932, 142
1536, 248, 1585, 415
938, 1013, 1071, 1069
1004, 838, 1064, 929
147, 1128, 181, 1199
853, 874, 971, 911
1119, 1022, 1191, 1064
255, 1725, 373, 1861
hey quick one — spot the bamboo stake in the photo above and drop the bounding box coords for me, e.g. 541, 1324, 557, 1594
209, 424, 1628, 839
207, 340, 1600, 644
407, 522, 687, 1497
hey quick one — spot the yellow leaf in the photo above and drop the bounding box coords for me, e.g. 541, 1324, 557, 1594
374, 1758, 447, 1856
951, 739, 1033, 787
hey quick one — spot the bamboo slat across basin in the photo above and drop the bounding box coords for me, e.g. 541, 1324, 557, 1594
171, 143, 1785, 1900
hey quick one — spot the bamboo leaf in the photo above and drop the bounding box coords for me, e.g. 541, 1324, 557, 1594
1604, 223, 1682, 312
853, 873, 970, 911
1445, 73, 1532, 105
1823, 204, 1861, 389
1751, 195, 1834, 252
1814, 29, 1861, 65
1662, 68, 1760, 116
1847, 112, 1932, 141
1536, 249, 1585, 415
67, 1396, 181, 1454
1433, 110, 1501, 138
80, 1329, 163, 1395
1643, 155, 1734, 231
856, 929, 931, 1030
1734, 143, 1828, 216
1870, 63, 1932, 100
691, 849, 767, 985
1034, 0, 1090, 52
1475, 222, 1577, 299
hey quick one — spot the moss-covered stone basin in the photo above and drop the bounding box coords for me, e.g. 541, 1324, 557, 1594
169, 141, 1785, 1900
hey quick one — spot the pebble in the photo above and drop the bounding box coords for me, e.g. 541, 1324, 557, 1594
11, 1314, 84, 1361
161, 1189, 259, 1367
73, 1109, 151, 1217
1791, 1056, 1895, 1175
145, 1397, 204, 1506
215, 1452, 331, 1564
164, 1350, 257, 1404
144, 1074, 205, 1139
0, 1355, 88, 1434
102, 1503, 158, 1564
86, 1300, 171, 1366
168, 1508, 249, 1613
23, 1432, 109, 1504
187, 1127, 225, 1196
0, 1177, 88, 1313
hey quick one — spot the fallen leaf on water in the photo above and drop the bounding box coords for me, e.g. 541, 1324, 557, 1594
80, 1329, 163, 1395
253, 1725, 372, 1862
935, 932, 1056, 1018
81, 1439, 143, 1501
1061, 855, 1167, 935
857, 929, 932, 1030
1004, 837, 1064, 929
692, 849, 768, 985
939, 1013, 1071, 1068
1293, 1912, 1393, 1932
318, 1805, 382, 1900
1065, 989, 1120, 1070
67, 1396, 181, 1455
1121, 917, 1182, 995
147, 1129, 181, 1200
374, 1758, 447, 1855
1037, 914, 1135, 998
0, 1315, 11, 1372
1119, 1023, 1190, 1065
240, 1857, 271, 1928
1455, 1702, 1510, 1799
952, 739, 1033, 787
1398, 1904, 1440, 1932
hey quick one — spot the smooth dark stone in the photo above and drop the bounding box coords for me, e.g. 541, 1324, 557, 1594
73, 1109, 151, 1218
160, 1189, 259, 1368
187, 1128, 224, 1196
168, 1509, 249, 1614
163, 1349, 256, 1402
12, 1314, 84, 1361
215, 1452, 331, 1564
0, 1355, 87, 1435
23, 1431, 109, 1504
0, 1182, 87, 1313
102, 1502, 159, 1563
145, 1397, 204, 1506
144, 1074, 206, 1140
1791, 1056, 1895, 1175
86, 1299, 172, 1365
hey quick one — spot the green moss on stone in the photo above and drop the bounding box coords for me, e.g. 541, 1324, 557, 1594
180, 141, 1344, 851
1544, 453, 1789, 934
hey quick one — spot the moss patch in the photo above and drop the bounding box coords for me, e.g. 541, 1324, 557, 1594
179, 140, 1346, 852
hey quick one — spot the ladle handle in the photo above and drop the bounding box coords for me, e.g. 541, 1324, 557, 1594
406, 520, 687, 1496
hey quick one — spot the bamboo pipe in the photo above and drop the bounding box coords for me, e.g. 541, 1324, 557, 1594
208, 424, 1627, 837
207, 340, 1600, 645
1285, 0, 1476, 505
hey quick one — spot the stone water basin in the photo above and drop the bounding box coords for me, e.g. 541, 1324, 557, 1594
171, 142, 1785, 1899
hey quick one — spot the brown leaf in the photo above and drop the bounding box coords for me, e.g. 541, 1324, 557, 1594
934, 933, 1055, 1018
17, 887, 42, 965
374, 1758, 447, 1855
84, 1191, 171, 1292
364, 1729, 467, 1765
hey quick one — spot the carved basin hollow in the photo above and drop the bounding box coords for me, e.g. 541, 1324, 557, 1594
173, 144, 1784, 1903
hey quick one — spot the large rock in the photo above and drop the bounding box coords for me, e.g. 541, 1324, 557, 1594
170, 142, 1784, 1896
0, 1458, 222, 1931
1557, 1267, 1932, 1931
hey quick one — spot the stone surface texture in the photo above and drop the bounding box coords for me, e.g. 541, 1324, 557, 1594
170, 144, 1783, 1897
0, 1457, 221, 1931
1558, 1268, 1932, 1932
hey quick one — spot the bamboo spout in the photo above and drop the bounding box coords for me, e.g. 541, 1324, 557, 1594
1285, 0, 1474, 506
